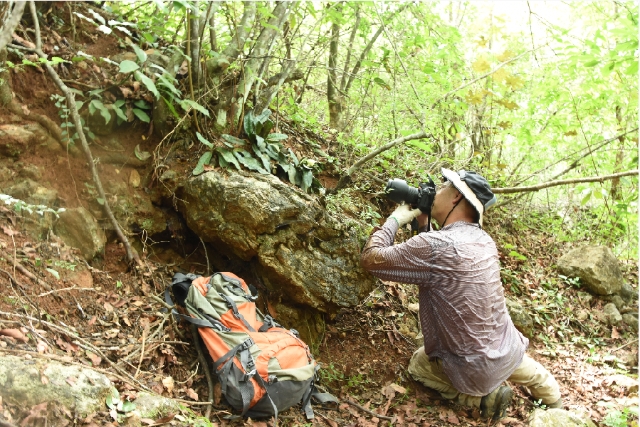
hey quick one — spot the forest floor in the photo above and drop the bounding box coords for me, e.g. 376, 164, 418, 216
0, 3, 638, 427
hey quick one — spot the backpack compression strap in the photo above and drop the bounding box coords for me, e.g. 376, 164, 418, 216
301, 366, 340, 419
213, 338, 279, 421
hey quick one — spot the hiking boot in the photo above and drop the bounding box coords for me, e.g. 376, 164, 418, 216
480, 385, 514, 420
546, 398, 563, 409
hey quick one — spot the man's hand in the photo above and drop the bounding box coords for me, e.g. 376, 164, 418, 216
390, 204, 421, 227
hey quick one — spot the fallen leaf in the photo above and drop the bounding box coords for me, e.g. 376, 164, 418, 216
66, 377, 77, 386
611, 327, 620, 339
129, 170, 141, 188
104, 302, 114, 312
213, 382, 222, 405
119, 86, 133, 98
186, 388, 198, 401
36, 340, 48, 354
86, 351, 101, 366
0, 328, 28, 343
41, 375, 48, 385
20, 402, 48, 427
88, 316, 97, 326
162, 376, 174, 393
1, 226, 19, 236
154, 413, 176, 424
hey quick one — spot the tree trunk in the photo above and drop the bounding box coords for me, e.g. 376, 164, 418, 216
327, 14, 342, 130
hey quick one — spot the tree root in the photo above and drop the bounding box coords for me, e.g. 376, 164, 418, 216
0, 49, 79, 156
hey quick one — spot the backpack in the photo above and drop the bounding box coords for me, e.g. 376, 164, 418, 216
167, 272, 337, 422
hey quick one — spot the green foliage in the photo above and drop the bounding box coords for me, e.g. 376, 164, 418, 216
50, 94, 95, 145
0, 194, 65, 217
601, 403, 639, 427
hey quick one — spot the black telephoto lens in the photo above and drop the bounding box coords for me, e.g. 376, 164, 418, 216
385, 179, 420, 205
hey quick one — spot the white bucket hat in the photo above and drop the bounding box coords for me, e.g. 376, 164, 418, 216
441, 168, 497, 226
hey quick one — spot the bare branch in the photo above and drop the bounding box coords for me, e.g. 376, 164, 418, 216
0, 2, 25, 51
493, 170, 638, 194
332, 130, 430, 192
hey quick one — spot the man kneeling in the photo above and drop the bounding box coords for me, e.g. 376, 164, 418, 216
361, 169, 561, 420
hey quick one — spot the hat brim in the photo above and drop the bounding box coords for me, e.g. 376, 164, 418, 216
441, 168, 485, 225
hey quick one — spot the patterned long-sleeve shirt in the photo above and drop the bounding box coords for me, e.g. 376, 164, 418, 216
361, 218, 528, 396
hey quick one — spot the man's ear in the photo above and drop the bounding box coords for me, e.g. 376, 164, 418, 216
452, 190, 464, 204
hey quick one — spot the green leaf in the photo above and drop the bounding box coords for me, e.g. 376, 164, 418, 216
244, 110, 255, 137
373, 77, 391, 90
46, 268, 60, 280
255, 108, 272, 125
584, 60, 600, 67
234, 149, 268, 174
179, 99, 210, 117
252, 144, 271, 172
122, 401, 136, 413
288, 148, 299, 166
581, 191, 592, 206
192, 151, 213, 175
255, 134, 266, 150
407, 140, 430, 151
113, 105, 127, 121
131, 44, 147, 64
217, 148, 241, 170
626, 61, 638, 75
196, 132, 214, 148
134, 70, 159, 99
162, 97, 181, 120
119, 60, 139, 73
156, 73, 182, 96
301, 169, 313, 192
266, 133, 288, 142
96, 198, 105, 205
134, 144, 151, 161
90, 99, 111, 124
134, 100, 151, 109
221, 134, 246, 146
288, 166, 298, 184
132, 108, 150, 123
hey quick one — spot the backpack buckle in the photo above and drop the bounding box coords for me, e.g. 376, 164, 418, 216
243, 369, 257, 382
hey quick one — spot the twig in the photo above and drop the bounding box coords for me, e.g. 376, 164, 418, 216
134, 327, 148, 378
611, 338, 639, 353
344, 399, 394, 421
493, 170, 638, 194
36, 286, 98, 297
0, 310, 151, 392
0, 249, 52, 291
191, 323, 214, 420
199, 237, 210, 276
28, 1, 141, 266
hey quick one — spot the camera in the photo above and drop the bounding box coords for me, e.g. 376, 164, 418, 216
385, 177, 436, 214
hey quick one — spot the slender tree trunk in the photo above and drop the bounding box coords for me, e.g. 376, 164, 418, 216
610, 106, 626, 200
187, 2, 200, 86
327, 11, 342, 130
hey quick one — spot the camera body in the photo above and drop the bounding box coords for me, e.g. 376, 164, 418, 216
385, 177, 436, 214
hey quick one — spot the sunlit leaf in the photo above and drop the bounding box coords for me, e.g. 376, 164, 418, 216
119, 60, 139, 73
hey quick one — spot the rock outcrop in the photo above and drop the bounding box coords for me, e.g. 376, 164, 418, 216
0, 354, 113, 417
179, 171, 376, 342
529, 408, 596, 427
557, 246, 623, 295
